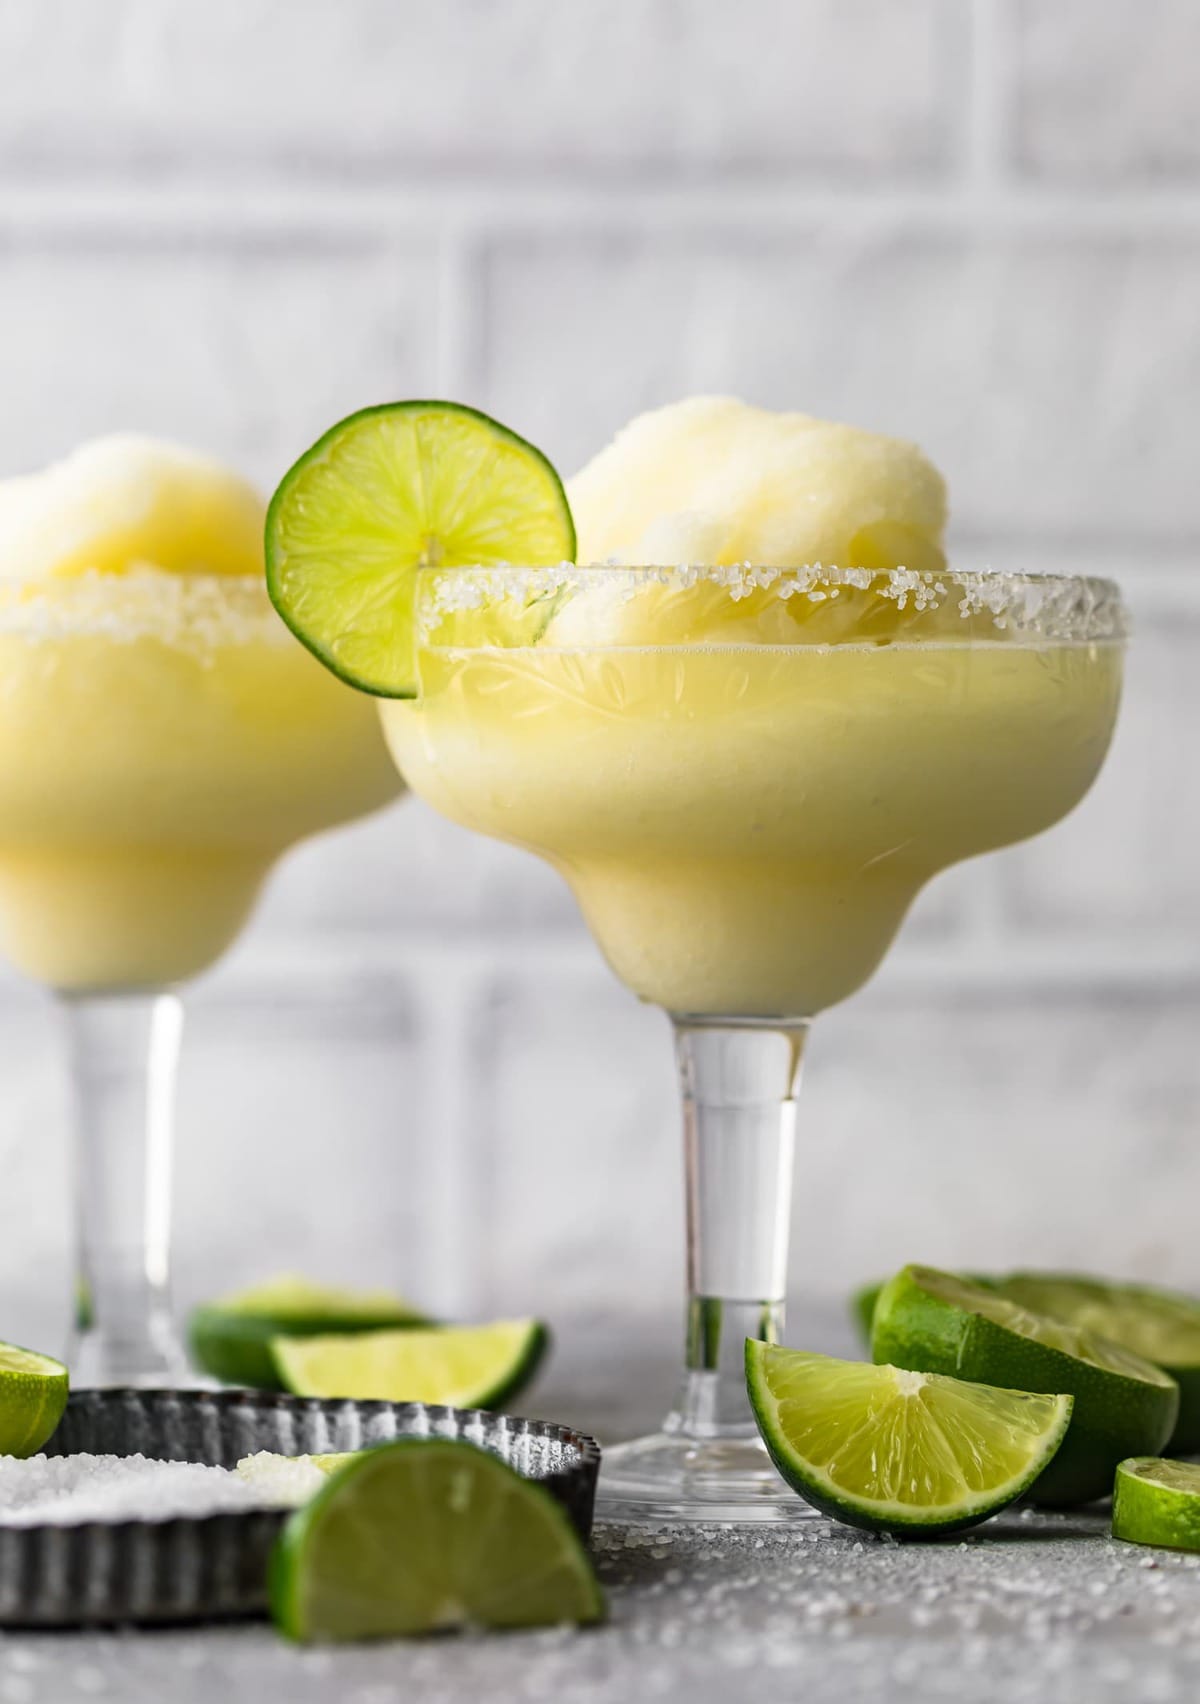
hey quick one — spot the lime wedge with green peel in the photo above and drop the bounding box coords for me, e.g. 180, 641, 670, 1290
992, 1272, 1200, 1453
269, 1438, 605, 1642
851, 1273, 999, 1347
265, 401, 576, 698
189, 1274, 428, 1390
272, 1320, 548, 1409
0, 1343, 69, 1457
1113, 1458, 1200, 1551
746, 1342, 1072, 1535
872, 1265, 1179, 1507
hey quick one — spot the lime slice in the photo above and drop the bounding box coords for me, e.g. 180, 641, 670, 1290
872, 1265, 1180, 1507
265, 400, 575, 698
188, 1274, 428, 1390
1113, 1457, 1200, 1551
271, 1320, 548, 1409
269, 1437, 605, 1642
0, 1343, 69, 1457
993, 1272, 1200, 1453
746, 1342, 1071, 1535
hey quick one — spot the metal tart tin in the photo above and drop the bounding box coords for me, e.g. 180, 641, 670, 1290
0, 1388, 600, 1627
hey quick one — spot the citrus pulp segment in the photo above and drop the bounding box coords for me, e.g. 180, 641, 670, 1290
271, 1319, 548, 1409
746, 1342, 1071, 1535
265, 401, 575, 698
0, 1343, 69, 1457
269, 1438, 604, 1641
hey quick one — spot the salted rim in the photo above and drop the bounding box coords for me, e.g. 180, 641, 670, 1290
419, 563, 1128, 647
0, 567, 291, 645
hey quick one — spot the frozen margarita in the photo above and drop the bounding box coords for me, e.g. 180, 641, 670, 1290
384, 400, 1122, 1017
0, 436, 401, 991
266, 392, 1127, 1522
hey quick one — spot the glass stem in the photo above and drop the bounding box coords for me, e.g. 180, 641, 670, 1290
62, 992, 191, 1387
665, 1018, 808, 1440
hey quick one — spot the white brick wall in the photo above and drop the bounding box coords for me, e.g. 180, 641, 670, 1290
1013, 0, 1200, 181
0, 1, 957, 180
0, 234, 441, 481
0, 0, 1198, 1360
482, 230, 1200, 543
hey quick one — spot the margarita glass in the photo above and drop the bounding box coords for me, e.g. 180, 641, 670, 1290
0, 566, 401, 1386
383, 561, 1126, 1522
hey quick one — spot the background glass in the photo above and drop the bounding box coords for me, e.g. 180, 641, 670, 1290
0, 571, 401, 1385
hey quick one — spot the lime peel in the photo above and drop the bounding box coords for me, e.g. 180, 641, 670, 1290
188, 1274, 428, 1390
1113, 1457, 1200, 1551
996, 1271, 1200, 1454
0, 1342, 69, 1458
871, 1264, 1179, 1508
265, 400, 576, 699
271, 1319, 548, 1410
746, 1341, 1072, 1536
268, 1437, 604, 1642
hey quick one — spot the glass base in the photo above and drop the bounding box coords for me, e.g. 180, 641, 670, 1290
595, 1430, 818, 1525
68, 1319, 201, 1390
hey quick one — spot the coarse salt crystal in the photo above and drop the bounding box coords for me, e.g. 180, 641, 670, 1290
0, 1453, 310, 1526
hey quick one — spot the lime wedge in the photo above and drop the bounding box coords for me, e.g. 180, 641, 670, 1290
872, 1265, 1179, 1507
993, 1272, 1200, 1453
272, 1320, 548, 1409
189, 1274, 427, 1390
746, 1342, 1071, 1535
851, 1273, 997, 1347
265, 400, 575, 698
0, 1342, 69, 1457
269, 1438, 605, 1642
1113, 1457, 1200, 1551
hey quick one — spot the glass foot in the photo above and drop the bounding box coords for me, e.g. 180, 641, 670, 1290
595, 1430, 817, 1525
68, 1319, 200, 1390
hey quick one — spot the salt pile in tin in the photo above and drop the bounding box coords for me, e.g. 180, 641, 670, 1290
0, 1454, 312, 1526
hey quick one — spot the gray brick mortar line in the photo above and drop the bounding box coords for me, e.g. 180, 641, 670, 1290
6, 181, 1200, 235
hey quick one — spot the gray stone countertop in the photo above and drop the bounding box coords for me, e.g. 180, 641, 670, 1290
2, 1307, 1198, 1704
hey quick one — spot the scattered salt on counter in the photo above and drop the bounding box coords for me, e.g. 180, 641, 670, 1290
0, 1454, 313, 1526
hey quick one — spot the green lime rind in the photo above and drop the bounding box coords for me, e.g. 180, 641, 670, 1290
871, 1265, 1179, 1508
746, 1341, 1072, 1537
858, 1267, 1200, 1452
268, 1437, 605, 1642
995, 1272, 1200, 1455
189, 1276, 429, 1389
265, 400, 576, 699
850, 1273, 1000, 1348
0, 1343, 69, 1457
1112, 1457, 1200, 1551
271, 1320, 549, 1411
